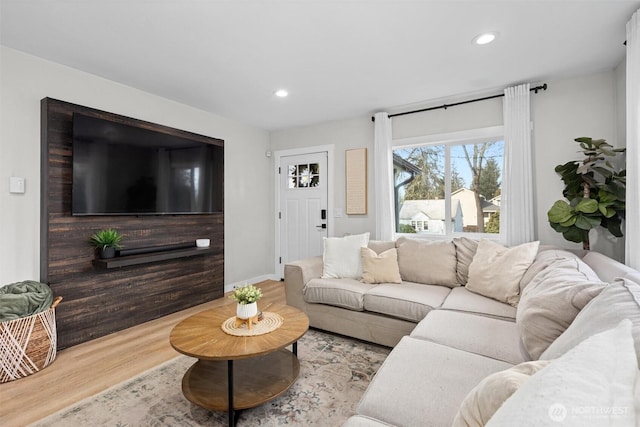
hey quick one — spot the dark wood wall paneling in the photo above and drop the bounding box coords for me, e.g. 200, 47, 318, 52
41, 98, 225, 349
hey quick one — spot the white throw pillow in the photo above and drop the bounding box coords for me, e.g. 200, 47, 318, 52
518, 249, 582, 293
452, 360, 551, 427
321, 232, 370, 279
516, 257, 606, 360
466, 239, 539, 306
487, 320, 638, 427
541, 277, 640, 365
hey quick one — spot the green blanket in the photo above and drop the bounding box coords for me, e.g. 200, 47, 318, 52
0, 281, 53, 322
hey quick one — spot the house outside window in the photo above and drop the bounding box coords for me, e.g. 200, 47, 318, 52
393, 127, 504, 238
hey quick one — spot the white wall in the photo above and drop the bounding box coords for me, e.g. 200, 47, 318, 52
0, 47, 274, 287
391, 96, 504, 139
270, 117, 376, 238
532, 71, 622, 261
269, 70, 626, 260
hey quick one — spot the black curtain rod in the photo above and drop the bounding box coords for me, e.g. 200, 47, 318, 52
371, 83, 548, 122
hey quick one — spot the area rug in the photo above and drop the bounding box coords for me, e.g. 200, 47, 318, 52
30, 329, 390, 426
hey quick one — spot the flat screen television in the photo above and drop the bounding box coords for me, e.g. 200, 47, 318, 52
72, 113, 224, 216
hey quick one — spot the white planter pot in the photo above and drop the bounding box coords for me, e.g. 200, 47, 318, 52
236, 302, 258, 319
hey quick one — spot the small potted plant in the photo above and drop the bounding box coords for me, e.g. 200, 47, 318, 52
89, 228, 123, 259
229, 284, 263, 319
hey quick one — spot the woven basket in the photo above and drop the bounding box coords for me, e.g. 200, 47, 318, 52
0, 296, 62, 383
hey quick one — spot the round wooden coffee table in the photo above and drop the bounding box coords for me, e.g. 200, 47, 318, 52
170, 304, 309, 426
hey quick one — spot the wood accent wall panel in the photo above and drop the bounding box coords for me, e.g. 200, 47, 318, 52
41, 98, 224, 349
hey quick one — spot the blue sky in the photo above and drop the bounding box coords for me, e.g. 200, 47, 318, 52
450, 140, 504, 189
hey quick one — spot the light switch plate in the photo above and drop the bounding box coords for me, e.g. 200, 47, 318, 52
9, 177, 25, 194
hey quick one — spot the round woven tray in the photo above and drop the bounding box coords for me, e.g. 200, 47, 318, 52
221, 311, 283, 337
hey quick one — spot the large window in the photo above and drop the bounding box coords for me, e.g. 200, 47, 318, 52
393, 128, 504, 238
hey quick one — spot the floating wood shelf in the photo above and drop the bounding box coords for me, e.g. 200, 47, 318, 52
92, 246, 216, 270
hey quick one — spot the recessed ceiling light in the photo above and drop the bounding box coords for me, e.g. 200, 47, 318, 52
275, 89, 289, 98
473, 32, 497, 45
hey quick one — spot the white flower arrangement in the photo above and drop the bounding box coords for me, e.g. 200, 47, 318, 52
229, 284, 263, 305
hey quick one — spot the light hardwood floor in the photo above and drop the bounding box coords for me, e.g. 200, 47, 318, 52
0, 280, 285, 427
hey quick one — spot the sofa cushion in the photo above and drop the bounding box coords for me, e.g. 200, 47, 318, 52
303, 278, 375, 311
321, 232, 370, 279
518, 248, 581, 293
356, 337, 512, 427
396, 237, 459, 287
453, 237, 479, 285
466, 239, 539, 306
367, 240, 397, 255
441, 287, 517, 319
541, 277, 640, 365
626, 270, 640, 284
452, 360, 551, 427
363, 282, 450, 322
516, 257, 606, 360
582, 250, 639, 283
360, 247, 401, 284
410, 310, 525, 364
487, 320, 637, 427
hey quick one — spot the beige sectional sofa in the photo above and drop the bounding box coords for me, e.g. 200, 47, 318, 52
284, 236, 640, 426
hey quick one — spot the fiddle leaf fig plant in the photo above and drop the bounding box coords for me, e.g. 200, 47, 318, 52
547, 137, 625, 250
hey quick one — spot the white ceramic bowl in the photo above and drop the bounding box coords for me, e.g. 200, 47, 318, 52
196, 238, 210, 248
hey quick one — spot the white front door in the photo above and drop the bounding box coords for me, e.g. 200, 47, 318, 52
278, 152, 328, 278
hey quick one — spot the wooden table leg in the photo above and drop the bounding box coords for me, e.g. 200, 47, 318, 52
228, 360, 234, 426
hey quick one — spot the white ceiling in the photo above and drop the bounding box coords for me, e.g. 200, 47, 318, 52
1, 1, 639, 130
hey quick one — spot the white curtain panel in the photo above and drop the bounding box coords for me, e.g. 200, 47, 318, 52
501, 84, 535, 246
373, 112, 395, 241
626, 9, 640, 269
